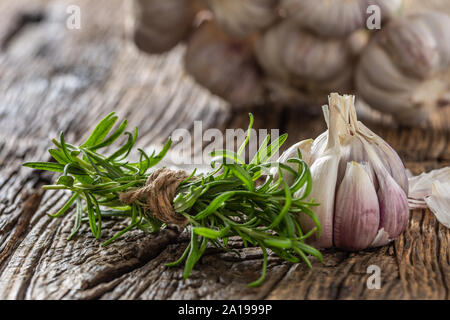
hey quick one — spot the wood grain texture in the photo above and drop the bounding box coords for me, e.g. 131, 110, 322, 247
0, 0, 448, 300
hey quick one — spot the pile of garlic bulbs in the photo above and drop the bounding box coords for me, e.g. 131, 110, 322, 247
276, 93, 410, 250
128, 0, 450, 125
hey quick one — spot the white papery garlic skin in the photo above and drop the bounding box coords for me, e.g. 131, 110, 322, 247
407, 167, 450, 227
277, 93, 409, 250
356, 11, 450, 125
425, 181, 450, 229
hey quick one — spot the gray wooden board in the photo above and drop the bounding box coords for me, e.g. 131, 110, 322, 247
0, 0, 448, 299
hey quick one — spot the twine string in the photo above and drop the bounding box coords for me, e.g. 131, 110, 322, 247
119, 168, 189, 226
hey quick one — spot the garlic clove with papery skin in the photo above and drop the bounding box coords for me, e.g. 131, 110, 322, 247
363, 126, 409, 194
185, 21, 265, 108
295, 94, 345, 248
358, 134, 409, 241
376, 173, 410, 239
299, 151, 340, 248
351, 115, 409, 194
130, 0, 200, 54
334, 162, 380, 251
204, 0, 279, 37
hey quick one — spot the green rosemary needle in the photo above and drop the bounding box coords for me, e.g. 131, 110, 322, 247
23, 112, 322, 287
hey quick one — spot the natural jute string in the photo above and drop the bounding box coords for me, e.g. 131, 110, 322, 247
119, 167, 189, 226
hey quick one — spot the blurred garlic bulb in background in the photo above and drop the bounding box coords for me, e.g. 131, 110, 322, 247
129, 0, 449, 126
256, 21, 355, 105
185, 22, 265, 108
280, 0, 403, 38
204, 0, 280, 37
356, 11, 450, 124
130, 0, 200, 54
276, 93, 409, 250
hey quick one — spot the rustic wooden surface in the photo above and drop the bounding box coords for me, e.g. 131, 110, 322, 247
0, 0, 449, 300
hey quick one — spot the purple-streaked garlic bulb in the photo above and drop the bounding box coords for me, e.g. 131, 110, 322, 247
276, 93, 409, 250
185, 21, 265, 108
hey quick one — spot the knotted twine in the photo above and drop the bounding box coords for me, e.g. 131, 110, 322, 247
119, 167, 189, 226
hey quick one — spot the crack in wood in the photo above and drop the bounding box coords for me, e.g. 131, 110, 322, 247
0, 190, 43, 265
0, 0, 448, 300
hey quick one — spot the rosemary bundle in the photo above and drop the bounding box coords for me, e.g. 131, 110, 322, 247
23, 112, 322, 286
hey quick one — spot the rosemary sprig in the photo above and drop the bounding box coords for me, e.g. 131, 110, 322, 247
23, 112, 322, 287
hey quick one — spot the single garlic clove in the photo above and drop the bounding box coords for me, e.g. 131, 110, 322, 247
377, 173, 410, 239
359, 133, 410, 239
334, 162, 380, 251
296, 94, 343, 248
130, 0, 199, 54
298, 152, 340, 248
185, 22, 265, 108
355, 121, 408, 194
204, 0, 279, 37
372, 133, 408, 194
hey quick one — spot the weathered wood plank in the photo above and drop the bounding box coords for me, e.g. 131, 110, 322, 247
0, 0, 448, 300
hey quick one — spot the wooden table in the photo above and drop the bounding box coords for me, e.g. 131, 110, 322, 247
0, 0, 448, 300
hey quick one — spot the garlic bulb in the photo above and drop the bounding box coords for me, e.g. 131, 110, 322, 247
276, 93, 409, 250
356, 11, 450, 124
256, 21, 354, 105
280, 0, 403, 38
130, 0, 199, 54
185, 22, 265, 108
203, 0, 279, 37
